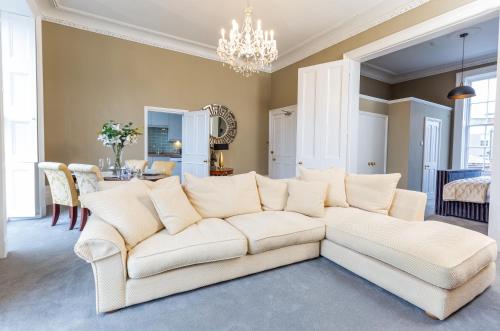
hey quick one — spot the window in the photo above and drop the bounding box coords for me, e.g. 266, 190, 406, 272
463, 75, 496, 172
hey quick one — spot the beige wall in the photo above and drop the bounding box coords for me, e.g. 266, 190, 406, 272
360, 76, 392, 100
270, 0, 474, 109
387, 102, 411, 189
42, 22, 271, 175
359, 98, 388, 115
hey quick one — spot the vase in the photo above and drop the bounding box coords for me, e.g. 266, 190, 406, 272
112, 144, 124, 175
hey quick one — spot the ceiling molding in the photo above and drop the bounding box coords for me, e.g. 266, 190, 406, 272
361, 54, 498, 84
35, 0, 429, 74
271, 0, 430, 71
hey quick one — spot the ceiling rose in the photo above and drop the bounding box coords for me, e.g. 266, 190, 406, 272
217, 6, 278, 77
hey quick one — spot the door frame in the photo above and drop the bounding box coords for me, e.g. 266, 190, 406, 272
358, 111, 388, 174
422, 117, 442, 193
143, 106, 188, 161
269, 105, 297, 178
341, 1, 500, 243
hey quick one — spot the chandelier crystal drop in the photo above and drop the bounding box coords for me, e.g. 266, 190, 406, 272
217, 6, 278, 77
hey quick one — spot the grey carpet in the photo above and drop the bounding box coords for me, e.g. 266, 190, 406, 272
1, 211, 500, 331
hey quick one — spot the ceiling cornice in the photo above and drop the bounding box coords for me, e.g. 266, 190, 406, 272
361, 54, 498, 84
37, 0, 429, 73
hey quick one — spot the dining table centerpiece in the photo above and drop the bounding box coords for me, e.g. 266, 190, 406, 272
98, 120, 142, 174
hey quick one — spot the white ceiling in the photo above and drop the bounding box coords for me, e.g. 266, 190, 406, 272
32, 0, 430, 71
363, 17, 499, 84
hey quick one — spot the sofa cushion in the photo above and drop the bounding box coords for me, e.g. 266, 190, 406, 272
299, 166, 348, 207
226, 211, 325, 254
255, 174, 288, 211
183, 172, 262, 218
345, 173, 401, 214
127, 218, 247, 279
323, 207, 497, 289
285, 180, 328, 217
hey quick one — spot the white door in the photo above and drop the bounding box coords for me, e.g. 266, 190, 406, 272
357, 111, 387, 174
296, 60, 348, 173
269, 106, 297, 179
1, 12, 37, 218
422, 117, 441, 202
182, 109, 209, 179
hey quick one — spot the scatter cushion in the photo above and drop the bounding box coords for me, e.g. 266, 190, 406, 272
149, 184, 202, 235
226, 211, 325, 254
183, 172, 262, 218
285, 180, 328, 217
79, 180, 163, 247
323, 207, 497, 289
255, 174, 288, 211
127, 218, 247, 278
299, 166, 348, 207
345, 173, 401, 214
142, 176, 180, 189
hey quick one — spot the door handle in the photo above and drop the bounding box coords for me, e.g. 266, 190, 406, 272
270, 150, 274, 154
272, 158, 276, 161
203, 160, 208, 163
298, 161, 303, 165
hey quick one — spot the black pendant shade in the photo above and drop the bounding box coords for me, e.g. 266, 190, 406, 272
447, 32, 475, 100
447, 83, 476, 100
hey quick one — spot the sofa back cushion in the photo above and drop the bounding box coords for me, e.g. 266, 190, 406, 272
285, 180, 328, 217
183, 171, 262, 218
255, 174, 288, 211
79, 179, 164, 247
299, 166, 348, 207
345, 173, 401, 214
149, 184, 202, 235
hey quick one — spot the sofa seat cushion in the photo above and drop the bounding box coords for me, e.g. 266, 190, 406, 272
323, 207, 497, 289
226, 211, 325, 254
127, 218, 247, 279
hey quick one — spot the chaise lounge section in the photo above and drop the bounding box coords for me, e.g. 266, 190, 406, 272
74, 171, 496, 320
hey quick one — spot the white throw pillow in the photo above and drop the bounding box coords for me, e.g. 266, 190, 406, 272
255, 174, 288, 211
299, 166, 348, 207
79, 180, 164, 247
149, 184, 202, 235
183, 172, 262, 218
285, 180, 328, 217
142, 176, 180, 189
346, 173, 401, 214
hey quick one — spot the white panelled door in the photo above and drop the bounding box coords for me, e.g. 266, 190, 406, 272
182, 109, 209, 180
296, 60, 348, 174
269, 106, 297, 179
357, 111, 388, 174
1, 12, 37, 218
422, 117, 441, 202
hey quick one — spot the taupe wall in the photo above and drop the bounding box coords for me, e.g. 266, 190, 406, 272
387, 102, 410, 189
360, 76, 392, 100
42, 22, 271, 175
270, 0, 474, 109
359, 98, 388, 115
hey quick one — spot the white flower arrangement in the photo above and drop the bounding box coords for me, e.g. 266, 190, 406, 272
98, 121, 142, 171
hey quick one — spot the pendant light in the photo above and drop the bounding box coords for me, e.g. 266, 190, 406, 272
447, 33, 476, 100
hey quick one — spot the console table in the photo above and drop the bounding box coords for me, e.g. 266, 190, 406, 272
210, 168, 234, 176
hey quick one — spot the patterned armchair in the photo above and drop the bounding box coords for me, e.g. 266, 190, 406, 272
151, 161, 176, 176
38, 162, 79, 230
68, 164, 104, 231
124, 159, 148, 171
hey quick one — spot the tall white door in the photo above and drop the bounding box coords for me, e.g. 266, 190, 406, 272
422, 117, 441, 202
1, 12, 37, 218
357, 111, 387, 174
296, 60, 347, 173
269, 106, 297, 179
182, 109, 209, 180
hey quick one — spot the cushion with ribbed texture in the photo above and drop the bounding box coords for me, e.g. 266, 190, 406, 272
299, 166, 348, 207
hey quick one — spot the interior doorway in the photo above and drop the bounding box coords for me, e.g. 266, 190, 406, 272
268, 106, 297, 179
357, 111, 387, 174
422, 117, 441, 206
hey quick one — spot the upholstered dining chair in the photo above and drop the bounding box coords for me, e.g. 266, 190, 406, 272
125, 159, 148, 171
151, 161, 176, 176
68, 163, 103, 231
38, 162, 79, 230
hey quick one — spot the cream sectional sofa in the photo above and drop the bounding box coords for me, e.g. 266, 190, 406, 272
74, 172, 496, 320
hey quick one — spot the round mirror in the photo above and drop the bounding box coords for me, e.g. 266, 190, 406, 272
210, 116, 228, 138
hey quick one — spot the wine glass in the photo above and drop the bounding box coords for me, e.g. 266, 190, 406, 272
98, 158, 104, 171
106, 157, 112, 170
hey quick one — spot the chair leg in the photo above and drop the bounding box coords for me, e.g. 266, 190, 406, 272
51, 204, 61, 226
80, 208, 89, 232
69, 206, 78, 230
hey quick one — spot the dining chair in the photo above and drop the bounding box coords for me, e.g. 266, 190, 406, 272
68, 163, 104, 231
38, 162, 79, 230
125, 159, 148, 171
151, 161, 176, 176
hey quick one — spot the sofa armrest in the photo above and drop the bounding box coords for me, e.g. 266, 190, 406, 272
74, 216, 127, 313
389, 189, 427, 222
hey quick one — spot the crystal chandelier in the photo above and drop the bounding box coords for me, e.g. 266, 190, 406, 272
217, 6, 278, 77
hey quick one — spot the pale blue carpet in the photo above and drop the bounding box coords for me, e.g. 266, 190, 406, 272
0, 210, 499, 331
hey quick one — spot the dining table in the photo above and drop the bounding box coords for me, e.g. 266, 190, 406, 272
100, 171, 168, 182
